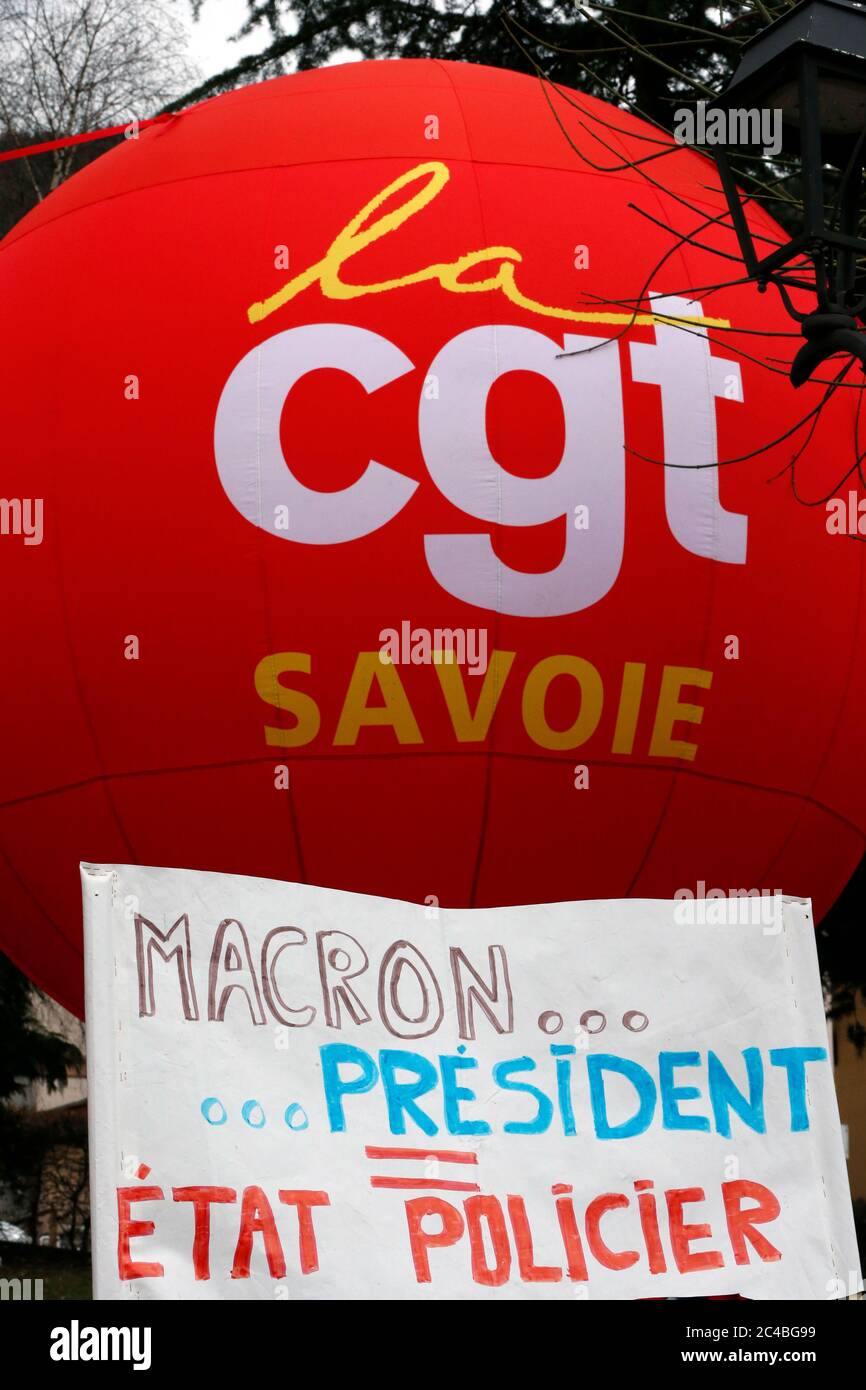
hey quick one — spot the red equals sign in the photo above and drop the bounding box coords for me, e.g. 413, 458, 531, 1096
365, 1145, 480, 1192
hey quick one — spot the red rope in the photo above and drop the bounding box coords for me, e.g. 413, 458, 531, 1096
0, 113, 177, 165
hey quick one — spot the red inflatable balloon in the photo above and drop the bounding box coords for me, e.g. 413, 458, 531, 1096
1, 60, 864, 1017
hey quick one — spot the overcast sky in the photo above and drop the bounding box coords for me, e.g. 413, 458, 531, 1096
178, 0, 263, 82
177, 0, 358, 85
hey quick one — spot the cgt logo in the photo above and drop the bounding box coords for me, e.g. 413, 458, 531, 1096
214, 293, 747, 618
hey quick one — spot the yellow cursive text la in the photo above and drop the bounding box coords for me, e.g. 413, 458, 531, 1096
247, 161, 729, 331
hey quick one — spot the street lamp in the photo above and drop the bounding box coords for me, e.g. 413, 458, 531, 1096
710, 0, 866, 385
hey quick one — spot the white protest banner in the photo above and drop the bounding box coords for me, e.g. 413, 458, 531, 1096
82, 863, 862, 1301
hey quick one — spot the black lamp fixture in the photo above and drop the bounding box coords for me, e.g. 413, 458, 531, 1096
710, 0, 866, 386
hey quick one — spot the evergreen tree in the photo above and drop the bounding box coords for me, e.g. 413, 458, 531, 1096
178, 1, 763, 131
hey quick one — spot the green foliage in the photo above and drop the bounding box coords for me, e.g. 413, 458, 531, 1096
176, 1, 766, 128
0, 954, 82, 1104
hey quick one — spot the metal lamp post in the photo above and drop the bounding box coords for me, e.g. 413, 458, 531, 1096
711, 0, 866, 385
